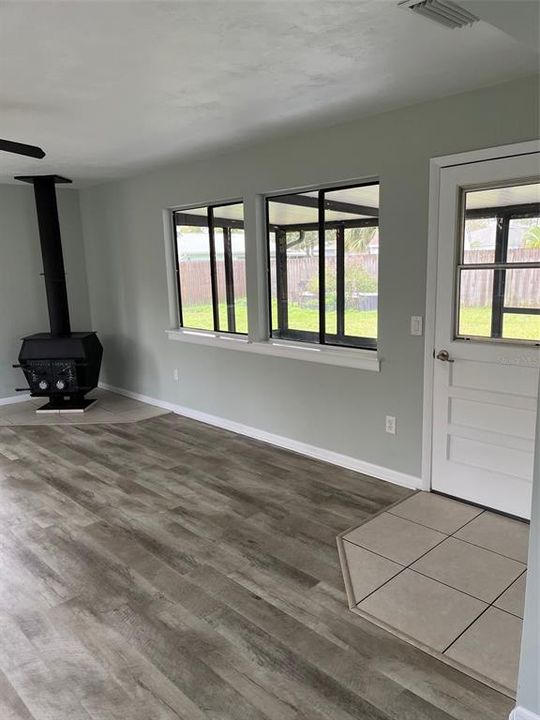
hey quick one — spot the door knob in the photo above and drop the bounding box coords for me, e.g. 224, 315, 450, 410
436, 349, 454, 363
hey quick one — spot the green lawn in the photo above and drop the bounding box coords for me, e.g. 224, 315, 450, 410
182, 299, 248, 334
286, 306, 378, 338
181, 300, 539, 342
459, 306, 539, 341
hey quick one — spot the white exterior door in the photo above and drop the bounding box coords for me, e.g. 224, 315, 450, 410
432, 152, 540, 519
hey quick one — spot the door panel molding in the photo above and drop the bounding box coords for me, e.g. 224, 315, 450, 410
422, 140, 540, 496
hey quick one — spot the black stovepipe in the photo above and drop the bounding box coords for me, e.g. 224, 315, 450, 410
15, 174, 72, 337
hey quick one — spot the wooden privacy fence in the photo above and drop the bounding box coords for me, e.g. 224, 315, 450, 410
179, 260, 246, 305
460, 249, 540, 308
178, 250, 539, 308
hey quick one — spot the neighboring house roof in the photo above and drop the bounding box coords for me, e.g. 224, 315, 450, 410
464, 222, 536, 251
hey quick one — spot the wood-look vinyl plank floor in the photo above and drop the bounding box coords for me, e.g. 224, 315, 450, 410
0, 413, 514, 719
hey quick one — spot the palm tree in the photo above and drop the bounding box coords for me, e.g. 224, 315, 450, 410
286, 226, 378, 254
344, 226, 377, 252
523, 225, 540, 248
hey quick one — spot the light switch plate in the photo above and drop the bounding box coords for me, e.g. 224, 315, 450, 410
410, 316, 423, 336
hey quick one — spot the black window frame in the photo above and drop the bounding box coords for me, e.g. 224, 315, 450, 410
172, 202, 247, 335
456, 200, 540, 345
266, 182, 380, 351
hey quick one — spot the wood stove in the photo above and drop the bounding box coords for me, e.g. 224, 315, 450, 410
14, 175, 103, 412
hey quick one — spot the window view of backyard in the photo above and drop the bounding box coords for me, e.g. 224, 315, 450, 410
268, 183, 380, 349
175, 203, 247, 334
457, 183, 540, 343
174, 184, 538, 345
268, 229, 379, 337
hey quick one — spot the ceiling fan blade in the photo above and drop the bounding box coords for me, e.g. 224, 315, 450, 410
0, 139, 46, 159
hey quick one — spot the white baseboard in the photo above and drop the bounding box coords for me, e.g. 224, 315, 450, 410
0, 393, 31, 406
510, 708, 540, 720
99, 382, 422, 491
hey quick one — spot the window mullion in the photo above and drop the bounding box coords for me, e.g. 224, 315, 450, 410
276, 228, 289, 334
223, 227, 236, 333
207, 206, 220, 332
172, 211, 184, 327
318, 191, 326, 345
336, 225, 345, 338
491, 215, 509, 338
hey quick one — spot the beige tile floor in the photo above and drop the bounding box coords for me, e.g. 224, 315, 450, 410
0, 388, 168, 425
337, 491, 529, 698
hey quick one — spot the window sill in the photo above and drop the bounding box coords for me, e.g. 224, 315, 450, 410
166, 329, 380, 371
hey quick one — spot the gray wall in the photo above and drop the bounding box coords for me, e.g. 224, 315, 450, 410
0, 185, 91, 399
79, 75, 539, 479
516, 376, 540, 716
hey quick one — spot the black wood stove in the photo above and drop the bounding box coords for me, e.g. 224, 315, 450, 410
15, 175, 103, 412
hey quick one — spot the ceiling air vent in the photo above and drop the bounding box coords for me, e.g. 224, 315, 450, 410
399, 0, 479, 28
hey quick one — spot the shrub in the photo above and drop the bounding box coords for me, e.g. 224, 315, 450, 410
307, 264, 377, 298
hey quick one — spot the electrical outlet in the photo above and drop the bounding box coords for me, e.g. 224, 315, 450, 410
385, 415, 396, 435
410, 316, 423, 336
173, 368, 179, 382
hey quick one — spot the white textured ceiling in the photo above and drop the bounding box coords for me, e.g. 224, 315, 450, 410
0, 0, 537, 185
466, 182, 540, 209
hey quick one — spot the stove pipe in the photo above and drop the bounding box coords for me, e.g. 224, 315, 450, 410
15, 175, 72, 337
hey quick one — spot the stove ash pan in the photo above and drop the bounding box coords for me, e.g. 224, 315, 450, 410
18, 332, 103, 411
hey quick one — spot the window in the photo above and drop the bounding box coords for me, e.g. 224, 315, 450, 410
173, 202, 247, 334
267, 182, 379, 350
457, 182, 540, 344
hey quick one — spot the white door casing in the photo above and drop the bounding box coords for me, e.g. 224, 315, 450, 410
430, 151, 540, 519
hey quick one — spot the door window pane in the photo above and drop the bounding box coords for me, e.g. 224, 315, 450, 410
508, 217, 540, 262
502, 267, 540, 342
457, 181, 539, 343
463, 217, 497, 264
503, 314, 540, 342
504, 267, 540, 310
457, 269, 494, 338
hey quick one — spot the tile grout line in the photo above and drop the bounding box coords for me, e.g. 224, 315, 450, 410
408, 537, 527, 600
350, 507, 496, 607
343, 494, 526, 697
381, 501, 528, 563
345, 496, 527, 601
447, 508, 487, 534
442, 569, 528, 655
386, 505, 484, 536
490, 567, 528, 618
343, 538, 407, 568
406, 567, 521, 606
352, 524, 455, 607
448, 534, 529, 564
441, 607, 493, 656
349, 527, 451, 578
348, 507, 526, 619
